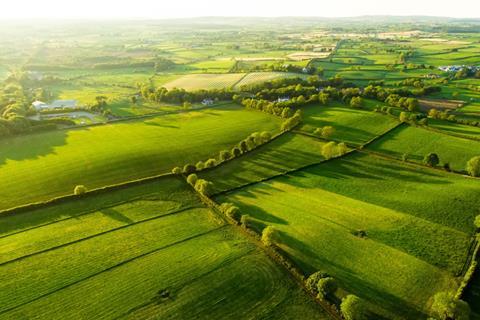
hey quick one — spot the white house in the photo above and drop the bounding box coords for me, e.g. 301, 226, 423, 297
201, 98, 214, 106
32, 100, 77, 112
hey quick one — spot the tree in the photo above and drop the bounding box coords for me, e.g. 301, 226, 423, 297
231, 147, 242, 157
196, 161, 205, 170
341, 295, 366, 320
321, 126, 335, 139
239, 140, 249, 153
131, 96, 137, 104
240, 214, 250, 227
183, 101, 192, 109
317, 277, 337, 300
474, 215, 480, 230
183, 164, 196, 174
194, 179, 214, 196
74, 185, 87, 195
429, 108, 439, 119
321, 141, 337, 160
337, 142, 348, 156
219, 150, 232, 161
172, 166, 182, 174
306, 271, 329, 293
186, 173, 198, 186
205, 158, 217, 168
430, 291, 470, 320
261, 226, 276, 246
350, 96, 363, 108
424, 153, 440, 167
466, 156, 480, 177
399, 112, 409, 123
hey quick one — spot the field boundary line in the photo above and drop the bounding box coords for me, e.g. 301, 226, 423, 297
231, 72, 249, 90
0, 225, 228, 316
0, 205, 204, 267
0, 196, 196, 240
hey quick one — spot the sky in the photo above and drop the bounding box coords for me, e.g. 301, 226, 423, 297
0, 0, 478, 19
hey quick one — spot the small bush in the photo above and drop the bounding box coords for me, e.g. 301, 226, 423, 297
194, 179, 214, 196
240, 214, 250, 227
219, 150, 232, 161
196, 161, 205, 170
423, 153, 440, 167
261, 226, 276, 246
430, 291, 470, 320
74, 185, 87, 195
317, 277, 338, 300
466, 156, 480, 177
186, 173, 198, 186
306, 271, 330, 294
171, 166, 182, 174
341, 295, 366, 320
183, 164, 196, 174
205, 158, 217, 168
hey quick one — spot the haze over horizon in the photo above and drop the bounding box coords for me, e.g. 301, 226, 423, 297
0, 0, 479, 20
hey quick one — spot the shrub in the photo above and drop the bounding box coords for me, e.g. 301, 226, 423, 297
443, 163, 451, 172
196, 161, 205, 170
321, 141, 337, 159
399, 111, 408, 123
430, 291, 470, 320
183, 164, 196, 174
424, 153, 440, 167
225, 206, 241, 221
240, 214, 250, 227
341, 295, 366, 320
171, 166, 182, 174
231, 147, 242, 157
466, 156, 480, 177
260, 131, 272, 142
186, 173, 198, 186
194, 179, 214, 196
402, 153, 409, 162
261, 226, 276, 246
219, 150, 232, 161
306, 271, 330, 294
205, 158, 217, 168
317, 277, 338, 300
74, 185, 87, 195
474, 215, 480, 230
239, 140, 249, 153
321, 126, 335, 139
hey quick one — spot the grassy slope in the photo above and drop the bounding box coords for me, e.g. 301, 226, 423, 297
0, 105, 280, 210
219, 153, 480, 318
427, 118, 480, 140
0, 179, 326, 320
368, 124, 480, 171
199, 133, 326, 193
299, 103, 400, 146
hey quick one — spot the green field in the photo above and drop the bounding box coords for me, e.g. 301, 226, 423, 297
219, 152, 480, 318
368, 124, 480, 171
234, 72, 305, 89
0, 105, 280, 210
428, 118, 480, 140
199, 132, 326, 193
299, 103, 400, 146
0, 176, 326, 320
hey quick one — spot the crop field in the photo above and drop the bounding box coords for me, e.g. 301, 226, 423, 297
199, 132, 327, 193
299, 102, 400, 146
219, 152, 480, 318
163, 73, 246, 90
234, 72, 305, 89
0, 177, 326, 320
0, 104, 281, 210
368, 124, 480, 171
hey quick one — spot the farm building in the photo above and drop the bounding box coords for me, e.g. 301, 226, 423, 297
201, 98, 214, 106
32, 100, 78, 111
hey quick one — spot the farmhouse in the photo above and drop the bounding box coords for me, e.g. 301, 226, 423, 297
32, 100, 78, 111
201, 98, 214, 106
277, 97, 290, 102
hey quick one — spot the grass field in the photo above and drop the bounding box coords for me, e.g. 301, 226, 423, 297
368, 124, 480, 171
0, 104, 281, 210
0, 177, 327, 320
427, 118, 480, 140
163, 73, 246, 90
299, 103, 400, 146
199, 132, 326, 193
234, 72, 305, 89
219, 152, 480, 318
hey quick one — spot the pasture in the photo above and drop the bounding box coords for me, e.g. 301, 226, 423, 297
219, 152, 480, 318
199, 132, 326, 193
0, 104, 281, 210
299, 102, 400, 146
368, 124, 480, 171
0, 176, 326, 320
